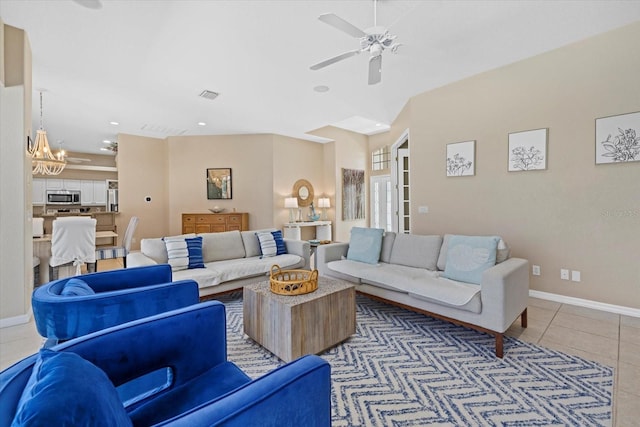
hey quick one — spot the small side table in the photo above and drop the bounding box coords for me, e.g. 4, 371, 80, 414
243, 278, 356, 362
283, 221, 331, 241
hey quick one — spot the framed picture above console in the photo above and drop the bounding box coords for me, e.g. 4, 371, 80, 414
207, 168, 232, 199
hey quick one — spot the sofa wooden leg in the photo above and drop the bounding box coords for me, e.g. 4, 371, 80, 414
521, 308, 528, 328
495, 333, 504, 358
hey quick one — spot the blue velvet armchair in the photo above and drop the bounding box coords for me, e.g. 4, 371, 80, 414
1, 301, 332, 426
32, 264, 200, 346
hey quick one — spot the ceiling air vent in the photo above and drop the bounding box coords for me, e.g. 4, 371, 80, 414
199, 90, 219, 100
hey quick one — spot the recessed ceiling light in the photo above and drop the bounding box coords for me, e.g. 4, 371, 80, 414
197, 122, 207, 126
102, 139, 111, 144
109, 121, 119, 126
375, 123, 382, 127
100, 147, 109, 151
314, 85, 329, 93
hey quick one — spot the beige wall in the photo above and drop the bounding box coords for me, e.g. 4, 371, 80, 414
117, 133, 169, 250
0, 23, 32, 322
118, 133, 328, 246
310, 126, 368, 242
397, 22, 640, 308
273, 135, 326, 228
166, 134, 275, 234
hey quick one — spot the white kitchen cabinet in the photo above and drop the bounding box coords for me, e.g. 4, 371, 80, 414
32, 178, 46, 205
64, 179, 81, 190
93, 180, 107, 205
81, 180, 107, 205
45, 179, 63, 190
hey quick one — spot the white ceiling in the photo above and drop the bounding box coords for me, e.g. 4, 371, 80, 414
2, 0, 639, 154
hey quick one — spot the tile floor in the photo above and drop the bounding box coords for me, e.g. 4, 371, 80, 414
1, 264, 638, 426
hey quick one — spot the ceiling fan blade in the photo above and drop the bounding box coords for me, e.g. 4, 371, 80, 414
368, 55, 382, 85
318, 13, 366, 38
310, 49, 361, 70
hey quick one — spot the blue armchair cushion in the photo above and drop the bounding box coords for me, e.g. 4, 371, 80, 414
12, 349, 132, 427
60, 278, 95, 296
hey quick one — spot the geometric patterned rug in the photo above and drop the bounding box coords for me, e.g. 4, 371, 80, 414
216, 292, 613, 427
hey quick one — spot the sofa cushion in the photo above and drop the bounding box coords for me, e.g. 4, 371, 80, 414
346, 227, 384, 264
201, 231, 246, 263
379, 232, 396, 263
442, 235, 500, 285
60, 278, 94, 296
141, 234, 196, 264
13, 350, 132, 427
437, 234, 510, 271
256, 230, 287, 258
388, 234, 442, 271
207, 254, 304, 283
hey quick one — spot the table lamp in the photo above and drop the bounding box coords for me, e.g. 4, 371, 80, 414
318, 198, 330, 220
284, 197, 299, 222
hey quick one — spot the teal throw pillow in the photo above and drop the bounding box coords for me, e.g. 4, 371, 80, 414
442, 235, 500, 285
346, 227, 384, 265
12, 349, 132, 427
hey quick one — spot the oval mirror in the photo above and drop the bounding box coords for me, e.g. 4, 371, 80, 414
293, 179, 314, 207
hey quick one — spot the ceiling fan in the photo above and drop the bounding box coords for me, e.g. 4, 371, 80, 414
310, 0, 401, 85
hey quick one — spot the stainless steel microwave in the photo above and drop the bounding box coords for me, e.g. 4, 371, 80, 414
46, 190, 81, 205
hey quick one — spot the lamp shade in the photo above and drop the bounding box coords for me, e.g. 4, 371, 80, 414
318, 198, 330, 208
284, 197, 298, 209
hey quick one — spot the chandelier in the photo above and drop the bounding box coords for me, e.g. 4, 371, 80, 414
27, 92, 66, 175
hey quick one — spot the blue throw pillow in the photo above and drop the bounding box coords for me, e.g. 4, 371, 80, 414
271, 230, 287, 255
185, 236, 205, 269
60, 278, 95, 296
442, 235, 500, 285
12, 350, 132, 427
346, 227, 384, 265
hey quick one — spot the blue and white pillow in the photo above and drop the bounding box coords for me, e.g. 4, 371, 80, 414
346, 227, 384, 265
163, 236, 204, 271
256, 230, 287, 258
442, 235, 500, 285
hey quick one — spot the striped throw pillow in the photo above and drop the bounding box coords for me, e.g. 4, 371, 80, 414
164, 236, 204, 271
256, 231, 287, 258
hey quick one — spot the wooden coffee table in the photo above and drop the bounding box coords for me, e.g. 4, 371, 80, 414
243, 276, 356, 362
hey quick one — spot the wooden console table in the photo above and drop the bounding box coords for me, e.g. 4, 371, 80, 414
182, 212, 249, 234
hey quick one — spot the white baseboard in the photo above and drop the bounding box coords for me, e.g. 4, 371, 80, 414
530, 290, 640, 318
0, 310, 32, 328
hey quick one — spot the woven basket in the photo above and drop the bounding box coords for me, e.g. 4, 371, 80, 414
269, 264, 318, 296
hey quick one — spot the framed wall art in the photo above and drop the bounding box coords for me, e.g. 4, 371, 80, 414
508, 128, 548, 172
446, 140, 475, 177
595, 111, 640, 164
206, 168, 232, 199
342, 168, 365, 220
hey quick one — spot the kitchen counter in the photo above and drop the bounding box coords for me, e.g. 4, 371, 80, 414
35, 211, 118, 236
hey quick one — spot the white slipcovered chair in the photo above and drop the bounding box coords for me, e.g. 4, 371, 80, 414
49, 216, 97, 280
95, 216, 138, 269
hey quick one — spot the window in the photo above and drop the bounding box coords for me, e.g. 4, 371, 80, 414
371, 146, 390, 171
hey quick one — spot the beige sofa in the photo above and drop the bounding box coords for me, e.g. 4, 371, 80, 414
127, 229, 310, 298
316, 230, 529, 357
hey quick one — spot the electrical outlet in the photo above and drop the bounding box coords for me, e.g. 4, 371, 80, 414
571, 270, 581, 282
532, 265, 541, 276
560, 269, 570, 280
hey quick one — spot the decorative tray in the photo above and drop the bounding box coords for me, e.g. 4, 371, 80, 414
269, 264, 318, 296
